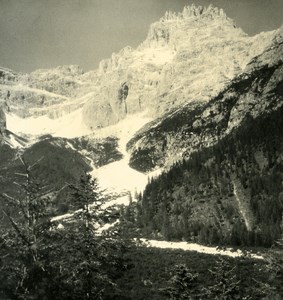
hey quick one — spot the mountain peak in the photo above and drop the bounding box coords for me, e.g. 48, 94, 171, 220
142, 4, 240, 48
162, 4, 229, 22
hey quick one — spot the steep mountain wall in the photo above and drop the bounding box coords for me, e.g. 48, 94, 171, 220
128, 29, 283, 172
0, 5, 278, 130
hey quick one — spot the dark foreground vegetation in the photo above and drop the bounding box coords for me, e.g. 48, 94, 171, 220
114, 244, 283, 300
0, 161, 282, 299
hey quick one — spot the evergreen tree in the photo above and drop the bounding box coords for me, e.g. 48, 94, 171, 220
165, 264, 199, 300
49, 173, 126, 299
205, 257, 241, 300
0, 169, 128, 299
68, 173, 103, 228
0, 157, 56, 299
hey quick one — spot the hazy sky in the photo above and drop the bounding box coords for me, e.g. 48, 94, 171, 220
0, 0, 282, 73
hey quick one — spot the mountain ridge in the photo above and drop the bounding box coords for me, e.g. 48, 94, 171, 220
0, 5, 279, 134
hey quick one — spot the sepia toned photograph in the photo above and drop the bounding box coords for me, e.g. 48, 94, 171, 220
0, 0, 282, 299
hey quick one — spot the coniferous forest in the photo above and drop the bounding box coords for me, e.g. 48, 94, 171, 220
136, 106, 283, 248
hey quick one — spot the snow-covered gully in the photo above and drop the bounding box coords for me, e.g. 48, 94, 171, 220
91, 112, 160, 196
233, 180, 254, 232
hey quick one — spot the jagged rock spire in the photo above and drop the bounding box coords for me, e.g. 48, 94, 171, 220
160, 4, 229, 22
143, 4, 237, 48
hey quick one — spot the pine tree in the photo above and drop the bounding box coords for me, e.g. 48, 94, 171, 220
50, 173, 123, 299
0, 169, 128, 299
68, 173, 103, 229
0, 156, 55, 299
165, 264, 199, 300
205, 257, 241, 300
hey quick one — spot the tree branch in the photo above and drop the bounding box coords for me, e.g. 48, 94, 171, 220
2, 209, 30, 246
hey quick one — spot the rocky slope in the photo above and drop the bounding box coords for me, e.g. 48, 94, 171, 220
0, 5, 279, 130
0, 107, 6, 135
127, 27, 283, 172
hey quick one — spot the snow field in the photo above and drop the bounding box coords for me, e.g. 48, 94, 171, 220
6, 108, 92, 138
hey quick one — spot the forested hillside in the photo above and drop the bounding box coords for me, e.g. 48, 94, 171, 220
124, 34, 283, 248
137, 105, 283, 246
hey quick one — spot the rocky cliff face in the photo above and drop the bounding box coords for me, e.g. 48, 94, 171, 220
83, 5, 276, 127
0, 64, 93, 119
0, 5, 279, 130
127, 28, 283, 172
133, 30, 283, 246
0, 67, 18, 83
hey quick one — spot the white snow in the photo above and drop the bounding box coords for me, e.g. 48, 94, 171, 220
92, 159, 149, 195
96, 220, 119, 235
6, 135, 24, 148
233, 182, 253, 231
50, 112, 161, 224
51, 212, 74, 222
92, 111, 151, 148
57, 223, 65, 230
100, 195, 131, 210
66, 141, 77, 151
140, 239, 264, 260
91, 112, 162, 195
6, 108, 92, 138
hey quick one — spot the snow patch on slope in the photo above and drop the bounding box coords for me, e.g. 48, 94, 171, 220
141, 239, 263, 259
92, 112, 162, 195
8, 135, 24, 148
6, 108, 91, 138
